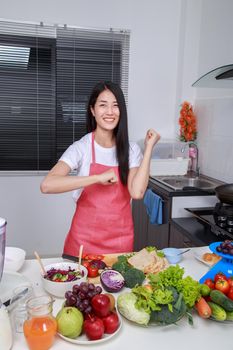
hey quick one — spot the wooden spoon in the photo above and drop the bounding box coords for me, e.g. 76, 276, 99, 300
34, 251, 47, 276
78, 245, 83, 271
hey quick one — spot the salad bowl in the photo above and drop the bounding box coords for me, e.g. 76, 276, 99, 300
41, 262, 87, 298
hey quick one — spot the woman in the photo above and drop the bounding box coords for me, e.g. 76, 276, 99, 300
40, 81, 160, 257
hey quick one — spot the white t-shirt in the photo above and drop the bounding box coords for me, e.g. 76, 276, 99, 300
59, 133, 143, 201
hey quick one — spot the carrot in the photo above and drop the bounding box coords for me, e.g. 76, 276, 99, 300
195, 297, 212, 318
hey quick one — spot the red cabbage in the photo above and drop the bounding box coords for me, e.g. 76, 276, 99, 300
100, 269, 125, 293
44, 267, 83, 282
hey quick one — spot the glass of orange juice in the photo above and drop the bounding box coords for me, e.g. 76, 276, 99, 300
23, 295, 57, 350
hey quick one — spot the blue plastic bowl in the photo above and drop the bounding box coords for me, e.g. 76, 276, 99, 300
162, 248, 182, 264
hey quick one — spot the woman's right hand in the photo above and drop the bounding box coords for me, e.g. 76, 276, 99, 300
97, 169, 118, 185
144, 128, 160, 149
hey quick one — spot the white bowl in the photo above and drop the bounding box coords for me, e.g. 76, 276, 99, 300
162, 248, 182, 264
41, 262, 88, 298
4, 247, 26, 272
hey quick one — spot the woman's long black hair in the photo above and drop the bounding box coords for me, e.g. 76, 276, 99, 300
86, 81, 129, 186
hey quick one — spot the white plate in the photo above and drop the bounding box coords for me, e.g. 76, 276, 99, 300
193, 247, 213, 267
0, 271, 30, 303
58, 313, 122, 345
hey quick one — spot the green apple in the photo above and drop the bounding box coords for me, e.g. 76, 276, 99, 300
56, 306, 83, 338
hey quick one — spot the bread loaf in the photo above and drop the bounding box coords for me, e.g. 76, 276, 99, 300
202, 252, 221, 265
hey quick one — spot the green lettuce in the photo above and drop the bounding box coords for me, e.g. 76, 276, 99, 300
117, 292, 150, 325
148, 265, 201, 308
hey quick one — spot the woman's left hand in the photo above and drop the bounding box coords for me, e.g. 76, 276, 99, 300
144, 129, 160, 149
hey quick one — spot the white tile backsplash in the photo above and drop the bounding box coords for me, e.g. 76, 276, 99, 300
211, 98, 233, 137
195, 97, 233, 183
195, 101, 212, 140
172, 196, 219, 218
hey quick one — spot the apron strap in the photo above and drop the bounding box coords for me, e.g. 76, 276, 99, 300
91, 132, 96, 164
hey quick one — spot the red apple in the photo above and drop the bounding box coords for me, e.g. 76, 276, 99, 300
102, 311, 119, 334
91, 294, 110, 317
84, 315, 105, 340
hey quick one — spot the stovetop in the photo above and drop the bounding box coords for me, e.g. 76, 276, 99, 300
185, 205, 233, 239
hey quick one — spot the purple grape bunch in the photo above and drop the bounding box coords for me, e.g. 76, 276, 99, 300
64, 282, 102, 314
216, 240, 233, 256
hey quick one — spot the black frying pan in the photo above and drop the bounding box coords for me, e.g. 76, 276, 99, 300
215, 184, 233, 205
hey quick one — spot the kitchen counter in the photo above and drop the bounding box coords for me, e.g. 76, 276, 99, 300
171, 217, 224, 246
10, 250, 231, 350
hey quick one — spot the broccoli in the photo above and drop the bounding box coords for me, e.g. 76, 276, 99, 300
112, 261, 130, 275
124, 268, 145, 288
112, 256, 145, 289
117, 255, 129, 263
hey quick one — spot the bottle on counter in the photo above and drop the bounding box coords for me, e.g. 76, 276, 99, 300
0, 303, 13, 350
23, 295, 57, 350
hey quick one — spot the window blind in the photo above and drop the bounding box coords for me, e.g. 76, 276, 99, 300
0, 21, 56, 171
0, 20, 130, 172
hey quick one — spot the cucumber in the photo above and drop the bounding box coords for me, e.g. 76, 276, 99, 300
210, 290, 233, 312
226, 310, 233, 321
207, 301, 226, 321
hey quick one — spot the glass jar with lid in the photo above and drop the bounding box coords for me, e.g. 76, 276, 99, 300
23, 295, 57, 350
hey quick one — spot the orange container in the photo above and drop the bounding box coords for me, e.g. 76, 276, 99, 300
23, 295, 57, 350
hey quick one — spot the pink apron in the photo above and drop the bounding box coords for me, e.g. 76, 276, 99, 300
63, 132, 134, 256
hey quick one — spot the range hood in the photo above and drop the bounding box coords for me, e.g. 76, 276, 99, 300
192, 64, 233, 88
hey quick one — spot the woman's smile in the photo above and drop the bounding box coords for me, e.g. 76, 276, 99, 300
103, 116, 116, 122
91, 89, 120, 130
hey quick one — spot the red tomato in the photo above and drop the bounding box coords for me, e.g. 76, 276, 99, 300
96, 255, 105, 260
214, 272, 228, 283
83, 254, 104, 261
204, 278, 215, 289
87, 265, 99, 278
227, 287, 233, 300
215, 279, 230, 294
228, 277, 233, 288
82, 260, 90, 268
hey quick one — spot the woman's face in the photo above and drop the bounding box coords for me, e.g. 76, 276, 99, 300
91, 89, 120, 131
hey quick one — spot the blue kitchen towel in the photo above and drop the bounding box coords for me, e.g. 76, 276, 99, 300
143, 189, 163, 225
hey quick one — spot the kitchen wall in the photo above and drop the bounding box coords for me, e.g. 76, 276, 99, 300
181, 0, 233, 183
195, 97, 233, 182
0, 0, 184, 257
0, 176, 75, 257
